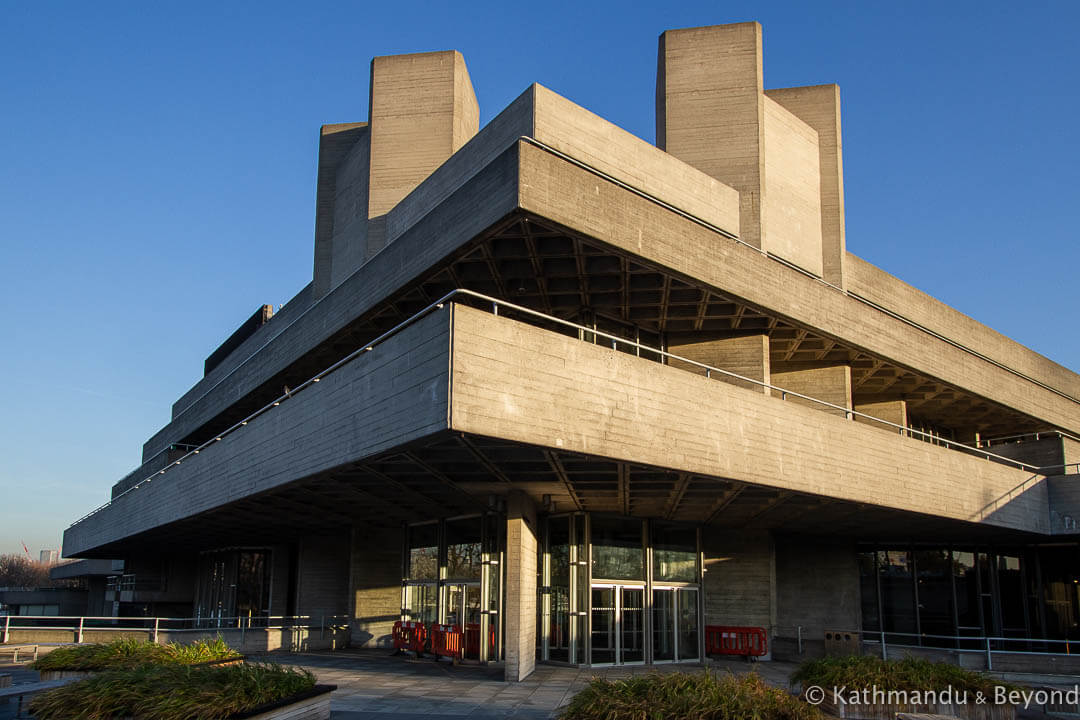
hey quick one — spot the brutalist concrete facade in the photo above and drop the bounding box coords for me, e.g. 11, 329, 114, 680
63, 23, 1080, 680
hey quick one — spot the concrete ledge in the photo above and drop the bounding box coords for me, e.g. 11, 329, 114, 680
449, 304, 1049, 532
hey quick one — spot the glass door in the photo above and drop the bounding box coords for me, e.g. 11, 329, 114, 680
651, 586, 699, 662
446, 583, 483, 659
590, 584, 645, 665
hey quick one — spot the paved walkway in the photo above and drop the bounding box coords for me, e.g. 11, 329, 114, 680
264, 650, 800, 720
1, 651, 797, 720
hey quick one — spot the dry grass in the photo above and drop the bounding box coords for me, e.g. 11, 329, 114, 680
560, 671, 823, 720
29, 662, 315, 720
31, 636, 240, 672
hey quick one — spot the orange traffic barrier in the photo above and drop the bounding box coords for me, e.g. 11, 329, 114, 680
705, 625, 767, 657
430, 623, 463, 662
392, 620, 427, 655
464, 622, 495, 659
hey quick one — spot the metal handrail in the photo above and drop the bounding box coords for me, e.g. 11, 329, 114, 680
0, 614, 350, 644
780, 625, 1080, 668
70, 288, 1074, 528
979, 430, 1080, 447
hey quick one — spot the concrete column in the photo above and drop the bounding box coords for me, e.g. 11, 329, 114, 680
296, 530, 350, 620
667, 333, 770, 394
349, 526, 404, 648
504, 491, 538, 682
774, 536, 860, 659
766, 85, 846, 288
772, 365, 852, 418
853, 398, 907, 434
702, 528, 775, 656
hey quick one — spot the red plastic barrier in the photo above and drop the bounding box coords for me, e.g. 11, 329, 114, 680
464, 622, 495, 659
705, 625, 767, 657
430, 623, 463, 661
392, 620, 427, 655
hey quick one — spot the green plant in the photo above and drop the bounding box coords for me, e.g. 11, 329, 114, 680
560, 671, 823, 720
790, 655, 1019, 696
29, 663, 316, 720
31, 636, 241, 672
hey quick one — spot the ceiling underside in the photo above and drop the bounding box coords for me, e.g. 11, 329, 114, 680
102, 431, 1043, 558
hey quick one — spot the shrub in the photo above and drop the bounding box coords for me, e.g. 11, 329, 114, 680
560, 671, 823, 720
31, 636, 240, 672
29, 663, 316, 720
791, 655, 1018, 696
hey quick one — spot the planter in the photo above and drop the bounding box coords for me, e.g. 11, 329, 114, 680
38, 654, 245, 681
230, 684, 335, 720
818, 698, 1016, 720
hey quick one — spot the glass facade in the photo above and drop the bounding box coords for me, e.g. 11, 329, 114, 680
402, 514, 502, 662
858, 544, 1080, 648
194, 548, 271, 622
540, 513, 701, 666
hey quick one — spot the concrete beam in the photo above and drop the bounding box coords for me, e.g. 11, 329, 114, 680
853, 398, 908, 434
772, 365, 852, 418
667, 333, 770, 394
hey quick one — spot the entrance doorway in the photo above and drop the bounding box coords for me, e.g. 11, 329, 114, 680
651, 586, 700, 662
590, 584, 646, 665
446, 583, 487, 660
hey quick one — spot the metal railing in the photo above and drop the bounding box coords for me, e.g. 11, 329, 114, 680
782, 625, 1080, 670
70, 289, 1077, 528
1, 614, 350, 645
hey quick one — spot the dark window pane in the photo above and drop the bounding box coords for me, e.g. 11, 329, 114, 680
446, 517, 482, 580
998, 553, 1028, 637
915, 549, 954, 646
858, 551, 879, 632
880, 550, 916, 641
408, 523, 439, 581
652, 522, 697, 582
591, 517, 643, 581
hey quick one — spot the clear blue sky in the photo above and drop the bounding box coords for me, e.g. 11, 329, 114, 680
1, 1, 1078, 558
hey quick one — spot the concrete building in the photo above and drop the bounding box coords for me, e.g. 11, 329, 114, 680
61, 23, 1080, 680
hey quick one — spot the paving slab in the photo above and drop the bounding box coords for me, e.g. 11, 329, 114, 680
257, 649, 801, 719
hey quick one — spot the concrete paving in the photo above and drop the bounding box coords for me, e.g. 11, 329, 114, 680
261, 650, 800, 720
0, 651, 797, 720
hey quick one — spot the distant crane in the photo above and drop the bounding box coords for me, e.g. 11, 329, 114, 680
20, 541, 31, 561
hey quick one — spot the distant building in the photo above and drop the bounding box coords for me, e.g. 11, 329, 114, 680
39, 549, 60, 566
61, 22, 1080, 680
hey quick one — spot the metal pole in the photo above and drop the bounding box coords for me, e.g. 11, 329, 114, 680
986, 637, 993, 670
880, 629, 888, 660
77, 617, 84, 644
321, 615, 325, 641
152, 617, 160, 644
2, 614, 8, 644
797, 625, 803, 655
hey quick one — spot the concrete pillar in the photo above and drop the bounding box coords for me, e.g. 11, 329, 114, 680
771, 365, 852, 418
504, 491, 538, 682
667, 333, 770, 394
853, 398, 907, 434
766, 85, 846, 288
349, 526, 404, 648
774, 536, 860, 659
702, 528, 775, 656
296, 530, 350, 620
657, 23, 825, 277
